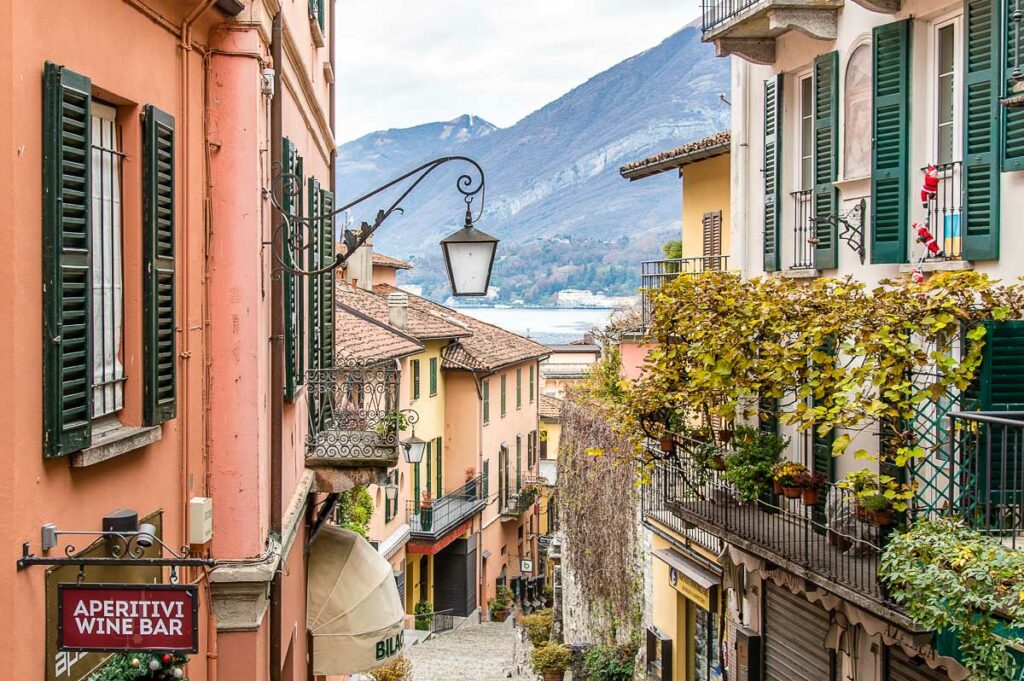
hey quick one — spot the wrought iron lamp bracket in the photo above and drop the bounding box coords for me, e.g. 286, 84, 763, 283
17, 529, 215, 571
809, 199, 866, 264
267, 155, 485, 277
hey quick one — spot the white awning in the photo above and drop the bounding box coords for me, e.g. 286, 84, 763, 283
307, 525, 405, 675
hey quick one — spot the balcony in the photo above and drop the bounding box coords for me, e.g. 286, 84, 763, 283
305, 359, 402, 468
919, 161, 964, 262
640, 256, 729, 331
540, 362, 595, 380
407, 475, 487, 541
500, 477, 542, 520
701, 0, 843, 65
789, 189, 815, 271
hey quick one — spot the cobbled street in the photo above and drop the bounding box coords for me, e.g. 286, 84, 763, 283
406, 621, 537, 680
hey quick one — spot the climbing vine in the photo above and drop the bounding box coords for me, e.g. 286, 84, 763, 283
557, 394, 643, 644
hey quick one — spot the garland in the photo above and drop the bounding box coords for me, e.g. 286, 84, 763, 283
89, 653, 189, 680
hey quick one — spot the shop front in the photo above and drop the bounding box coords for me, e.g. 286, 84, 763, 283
649, 540, 723, 681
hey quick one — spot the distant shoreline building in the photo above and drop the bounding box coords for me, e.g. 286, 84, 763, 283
554, 288, 637, 309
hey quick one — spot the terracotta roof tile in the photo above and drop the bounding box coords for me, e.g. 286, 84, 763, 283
334, 305, 423, 362
372, 252, 412, 270
539, 394, 563, 419
373, 284, 551, 372
620, 131, 731, 180
335, 282, 470, 341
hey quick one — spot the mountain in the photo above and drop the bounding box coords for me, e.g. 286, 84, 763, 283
335, 25, 730, 304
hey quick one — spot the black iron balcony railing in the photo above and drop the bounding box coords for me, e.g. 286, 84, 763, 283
702, 0, 761, 32
305, 359, 403, 467
641, 255, 729, 330
946, 411, 1024, 548
407, 475, 487, 540
413, 609, 455, 635
790, 189, 815, 270
500, 478, 542, 519
642, 450, 724, 556
920, 161, 963, 260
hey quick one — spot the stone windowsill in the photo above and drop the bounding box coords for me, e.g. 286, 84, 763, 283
70, 424, 162, 468
781, 267, 822, 279
898, 260, 973, 274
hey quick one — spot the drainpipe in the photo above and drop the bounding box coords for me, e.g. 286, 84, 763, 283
732, 58, 750, 277
270, 11, 284, 681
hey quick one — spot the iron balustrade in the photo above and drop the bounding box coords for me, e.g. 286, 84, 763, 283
642, 454, 724, 556
305, 358, 404, 466
501, 480, 541, 519
702, 0, 761, 32
407, 475, 487, 539
790, 189, 815, 270
413, 609, 455, 635
944, 411, 1024, 548
920, 161, 963, 260
640, 256, 730, 330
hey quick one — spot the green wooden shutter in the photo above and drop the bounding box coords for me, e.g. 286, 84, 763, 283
977, 321, 1024, 410
516, 367, 522, 408
516, 436, 522, 490
282, 138, 298, 401
429, 357, 438, 396
295, 154, 305, 388
43, 62, 93, 456
414, 462, 421, 507
1003, 0, 1024, 171
501, 375, 507, 416
482, 379, 490, 424
142, 105, 177, 426
813, 51, 839, 269
426, 440, 432, 495
763, 75, 783, 272
435, 437, 443, 496
412, 359, 420, 400
482, 460, 490, 499
963, 0, 1001, 260
872, 19, 911, 264
320, 189, 335, 370
529, 365, 534, 402
973, 321, 1024, 506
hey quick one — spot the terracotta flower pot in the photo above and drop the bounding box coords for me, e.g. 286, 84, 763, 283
782, 486, 802, 499
773, 480, 784, 495
492, 609, 509, 623
542, 671, 565, 681
718, 429, 735, 444
802, 487, 820, 505
712, 455, 726, 471
868, 509, 893, 526
853, 504, 870, 522
659, 437, 674, 452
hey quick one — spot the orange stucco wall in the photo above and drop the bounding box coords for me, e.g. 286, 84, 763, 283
620, 340, 655, 382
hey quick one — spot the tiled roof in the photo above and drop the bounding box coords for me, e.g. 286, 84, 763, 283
546, 344, 601, 353
372, 252, 412, 270
335, 282, 470, 341
620, 131, 731, 180
373, 284, 551, 372
334, 305, 423, 362
539, 394, 563, 419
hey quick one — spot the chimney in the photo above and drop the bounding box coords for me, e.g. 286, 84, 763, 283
388, 292, 409, 331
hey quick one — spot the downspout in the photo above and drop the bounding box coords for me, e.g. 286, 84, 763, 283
270, 12, 285, 681
731, 58, 750, 276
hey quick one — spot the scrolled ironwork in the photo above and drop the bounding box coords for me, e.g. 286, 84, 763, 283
17, 530, 211, 570
267, 156, 486, 277
305, 358, 416, 466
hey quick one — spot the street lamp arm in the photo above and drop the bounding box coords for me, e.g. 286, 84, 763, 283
268, 155, 485, 277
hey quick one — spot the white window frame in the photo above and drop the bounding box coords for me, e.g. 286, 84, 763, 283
90, 102, 125, 420
930, 12, 963, 168
840, 37, 874, 182
798, 72, 815, 192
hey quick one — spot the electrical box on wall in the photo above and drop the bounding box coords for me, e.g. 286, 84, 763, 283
735, 627, 762, 681
188, 497, 213, 547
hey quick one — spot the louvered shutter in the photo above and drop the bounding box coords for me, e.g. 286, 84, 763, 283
282, 138, 298, 401
142, 105, 177, 426
702, 210, 723, 266
872, 20, 911, 264
320, 189, 335, 370
813, 51, 839, 269
1003, 0, 1024, 171
763, 76, 783, 272
295, 154, 305, 389
307, 177, 321, 378
43, 62, 93, 456
963, 0, 1001, 260
977, 321, 1024, 411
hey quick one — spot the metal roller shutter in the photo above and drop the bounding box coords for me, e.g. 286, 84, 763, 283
888, 647, 952, 681
765, 583, 832, 681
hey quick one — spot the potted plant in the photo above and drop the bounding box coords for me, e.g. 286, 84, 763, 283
375, 410, 409, 436
794, 470, 826, 506
414, 600, 433, 631
531, 642, 571, 681
465, 466, 477, 497
520, 609, 553, 646
839, 470, 914, 526
419, 491, 433, 532
772, 461, 809, 498
369, 654, 412, 681
722, 426, 787, 503
489, 585, 513, 622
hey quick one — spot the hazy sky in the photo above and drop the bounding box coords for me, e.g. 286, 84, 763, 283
335, 0, 701, 143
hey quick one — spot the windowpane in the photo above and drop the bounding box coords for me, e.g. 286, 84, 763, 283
800, 77, 814, 190
937, 24, 957, 165
90, 104, 124, 419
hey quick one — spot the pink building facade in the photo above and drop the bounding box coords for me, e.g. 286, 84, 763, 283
0, 1, 351, 679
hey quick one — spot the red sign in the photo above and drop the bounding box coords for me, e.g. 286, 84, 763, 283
58, 584, 198, 653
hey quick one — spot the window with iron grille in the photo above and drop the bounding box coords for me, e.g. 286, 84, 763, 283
90, 103, 125, 420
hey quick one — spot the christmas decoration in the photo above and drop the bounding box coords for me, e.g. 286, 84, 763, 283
920, 163, 939, 206
88, 652, 191, 680
915, 223, 943, 257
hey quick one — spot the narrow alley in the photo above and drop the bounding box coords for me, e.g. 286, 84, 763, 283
407, 622, 534, 681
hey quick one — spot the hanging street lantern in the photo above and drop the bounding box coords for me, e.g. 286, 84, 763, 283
402, 432, 427, 465
384, 478, 399, 501
440, 205, 500, 297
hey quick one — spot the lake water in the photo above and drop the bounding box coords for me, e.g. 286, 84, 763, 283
454, 307, 614, 344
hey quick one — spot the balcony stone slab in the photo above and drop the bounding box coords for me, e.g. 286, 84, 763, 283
704, 0, 842, 63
